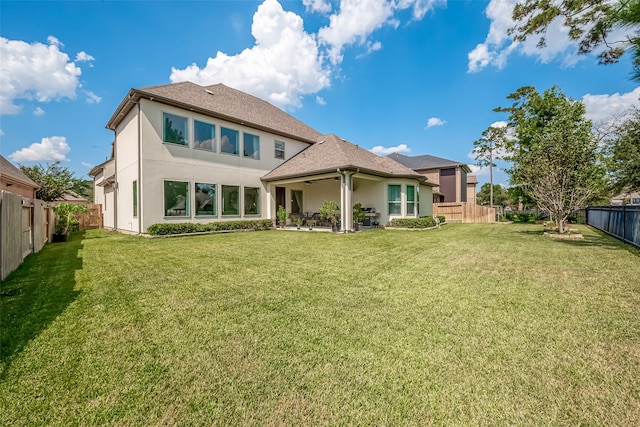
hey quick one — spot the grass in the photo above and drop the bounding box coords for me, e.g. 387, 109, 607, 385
1, 224, 639, 425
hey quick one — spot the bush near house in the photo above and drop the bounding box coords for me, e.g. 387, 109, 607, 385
146, 219, 273, 235
388, 217, 437, 228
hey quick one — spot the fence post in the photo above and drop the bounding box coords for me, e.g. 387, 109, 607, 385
623, 204, 626, 244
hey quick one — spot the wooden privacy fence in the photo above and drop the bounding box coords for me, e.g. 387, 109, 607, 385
1, 191, 54, 281
78, 204, 103, 230
434, 202, 496, 223
586, 205, 640, 249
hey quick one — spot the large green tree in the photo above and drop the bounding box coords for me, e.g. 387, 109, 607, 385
497, 86, 606, 232
20, 162, 76, 202
606, 108, 640, 193
477, 183, 509, 207
510, 0, 640, 79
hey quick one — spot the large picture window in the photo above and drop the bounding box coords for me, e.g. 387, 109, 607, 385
220, 127, 239, 155
194, 121, 215, 151
244, 187, 260, 215
243, 133, 260, 159
164, 181, 189, 217
406, 185, 415, 216
388, 185, 401, 215
275, 141, 285, 159
222, 185, 239, 216
163, 112, 188, 146
195, 183, 216, 216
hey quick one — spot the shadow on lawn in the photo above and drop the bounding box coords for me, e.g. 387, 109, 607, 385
0, 231, 84, 378
517, 227, 639, 256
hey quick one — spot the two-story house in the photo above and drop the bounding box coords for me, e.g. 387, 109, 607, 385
94, 82, 435, 233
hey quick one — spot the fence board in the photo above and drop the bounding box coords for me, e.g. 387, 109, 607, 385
434, 202, 496, 223
586, 205, 640, 248
1, 191, 24, 281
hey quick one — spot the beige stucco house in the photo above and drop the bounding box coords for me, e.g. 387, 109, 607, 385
95, 82, 434, 234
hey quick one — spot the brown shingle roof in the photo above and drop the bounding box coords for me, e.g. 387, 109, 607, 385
106, 82, 322, 143
0, 155, 39, 188
262, 134, 430, 183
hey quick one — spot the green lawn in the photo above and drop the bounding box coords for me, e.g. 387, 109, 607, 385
1, 224, 639, 425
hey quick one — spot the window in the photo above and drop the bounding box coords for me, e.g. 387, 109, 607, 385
195, 183, 216, 216
164, 181, 189, 217
133, 180, 138, 217
633, 198, 640, 205
163, 112, 188, 146
222, 185, 239, 216
244, 187, 260, 215
220, 127, 239, 155
243, 133, 260, 159
406, 185, 415, 216
291, 190, 303, 214
194, 120, 215, 151
275, 140, 285, 160
388, 185, 401, 215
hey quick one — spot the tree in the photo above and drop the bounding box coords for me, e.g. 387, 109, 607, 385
606, 108, 640, 193
19, 162, 76, 202
477, 183, 509, 207
474, 123, 509, 208
510, 0, 640, 79
497, 86, 606, 233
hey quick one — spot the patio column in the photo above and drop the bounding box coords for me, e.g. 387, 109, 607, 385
339, 170, 354, 232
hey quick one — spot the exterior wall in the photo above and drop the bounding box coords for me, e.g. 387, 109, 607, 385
1, 178, 37, 199
132, 99, 310, 232
466, 183, 477, 205
459, 168, 467, 202
419, 184, 433, 216
114, 107, 141, 233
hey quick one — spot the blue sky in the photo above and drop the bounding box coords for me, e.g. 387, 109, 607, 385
1, 0, 638, 187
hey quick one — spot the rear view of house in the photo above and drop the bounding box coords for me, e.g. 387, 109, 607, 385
95, 82, 435, 233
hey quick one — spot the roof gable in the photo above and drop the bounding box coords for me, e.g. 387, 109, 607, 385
0, 155, 39, 188
263, 134, 426, 182
107, 82, 322, 143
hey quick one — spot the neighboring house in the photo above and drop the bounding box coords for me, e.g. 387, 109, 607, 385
466, 175, 478, 205
0, 155, 39, 199
387, 153, 472, 203
57, 190, 89, 205
611, 192, 640, 206
96, 82, 434, 233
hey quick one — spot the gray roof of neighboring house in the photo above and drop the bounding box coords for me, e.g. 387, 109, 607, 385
0, 155, 39, 188
106, 82, 322, 143
262, 134, 431, 184
387, 153, 472, 173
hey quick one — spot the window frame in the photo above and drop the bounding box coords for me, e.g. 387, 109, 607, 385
193, 120, 216, 152
162, 112, 189, 146
194, 183, 217, 217
221, 185, 240, 216
163, 180, 190, 217
406, 185, 416, 216
388, 184, 401, 215
220, 127, 239, 156
244, 187, 260, 216
274, 140, 285, 160
243, 132, 260, 159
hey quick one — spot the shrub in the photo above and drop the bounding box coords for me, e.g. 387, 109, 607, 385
504, 212, 516, 221
146, 219, 274, 236
388, 217, 437, 228
437, 215, 446, 224
517, 212, 533, 223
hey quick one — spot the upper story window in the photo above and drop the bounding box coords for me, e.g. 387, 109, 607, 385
388, 185, 401, 215
243, 133, 260, 159
221, 127, 239, 155
194, 121, 215, 151
275, 141, 285, 160
163, 112, 188, 146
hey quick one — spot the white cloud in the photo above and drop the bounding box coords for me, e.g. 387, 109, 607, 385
426, 117, 445, 128
85, 90, 102, 104
583, 87, 640, 125
303, 0, 332, 14
0, 129, 4, 136
170, 0, 330, 109
81, 161, 94, 169
316, 95, 326, 105
468, 0, 582, 73
75, 51, 94, 62
0, 36, 83, 114
9, 136, 71, 162
33, 106, 45, 116
370, 143, 411, 155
